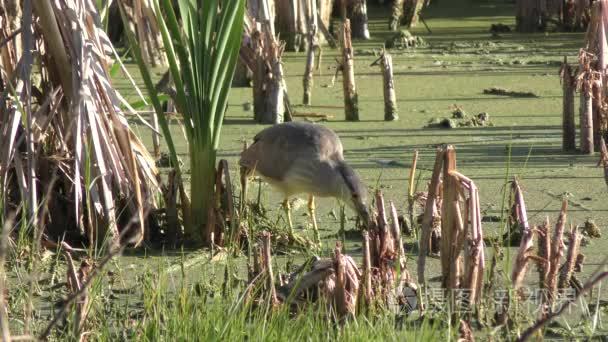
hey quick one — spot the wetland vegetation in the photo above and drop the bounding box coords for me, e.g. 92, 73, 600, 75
1, 0, 607, 340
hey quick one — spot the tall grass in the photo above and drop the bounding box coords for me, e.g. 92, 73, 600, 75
122, 0, 245, 243
83, 259, 447, 342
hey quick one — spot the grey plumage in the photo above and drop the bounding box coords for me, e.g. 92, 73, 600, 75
240, 121, 369, 223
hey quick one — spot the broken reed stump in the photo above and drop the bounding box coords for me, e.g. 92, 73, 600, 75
580, 80, 594, 154
389, 201, 407, 270
417, 146, 444, 284
252, 27, 286, 124
577, 50, 596, 154
348, 0, 370, 39
592, 79, 603, 151
389, 0, 404, 31
413, 145, 487, 308
371, 51, 398, 121
266, 44, 286, 124
275, 0, 302, 51
341, 19, 359, 121
302, 22, 318, 106
361, 231, 373, 305
560, 57, 576, 151
375, 190, 397, 292
440, 146, 464, 290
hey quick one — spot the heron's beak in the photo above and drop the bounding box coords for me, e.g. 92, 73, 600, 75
356, 204, 371, 227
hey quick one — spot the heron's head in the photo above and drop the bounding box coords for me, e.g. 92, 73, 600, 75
336, 162, 370, 224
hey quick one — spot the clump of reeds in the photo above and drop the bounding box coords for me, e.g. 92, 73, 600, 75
416, 145, 485, 311
1, 0, 158, 247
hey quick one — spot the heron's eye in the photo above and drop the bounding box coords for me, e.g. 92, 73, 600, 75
352, 194, 358, 199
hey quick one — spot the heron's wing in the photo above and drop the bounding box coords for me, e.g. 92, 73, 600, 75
239, 122, 344, 181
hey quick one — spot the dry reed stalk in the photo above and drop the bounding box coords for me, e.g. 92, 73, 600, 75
389, 202, 406, 269
441, 146, 464, 290
39, 210, 148, 339
120, 0, 166, 66
402, 0, 424, 28
207, 159, 235, 246
246, 23, 286, 124
584, 1, 605, 65
537, 217, 551, 290
252, 245, 263, 281
375, 190, 388, 232
511, 226, 536, 293
302, 21, 318, 105
459, 319, 475, 342
240, 142, 250, 215
575, 253, 585, 273
349, 0, 370, 39
389, 0, 404, 30
417, 146, 444, 284
0, 1, 21, 79
558, 225, 581, 290
376, 191, 396, 292
372, 51, 397, 121
597, 137, 608, 187
258, 0, 276, 36
262, 231, 278, 305
408, 150, 419, 200
512, 178, 530, 231
509, 178, 535, 286
406, 150, 419, 231
361, 231, 373, 304
578, 50, 596, 154
546, 199, 568, 307
75, 259, 91, 337
560, 57, 576, 151
341, 19, 359, 121
449, 170, 486, 305
592, 79, 603, 151
274, 0, 301, 51
317, 0, 334, 37
162, 169, 179, 245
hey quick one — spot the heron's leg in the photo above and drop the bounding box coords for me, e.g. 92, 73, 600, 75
308, 195, 320, 244
282, 198, 294, 236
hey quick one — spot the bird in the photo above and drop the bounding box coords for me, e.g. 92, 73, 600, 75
239, 121, 369, 241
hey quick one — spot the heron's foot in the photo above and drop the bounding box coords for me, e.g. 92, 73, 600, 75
308, 195, 320, 245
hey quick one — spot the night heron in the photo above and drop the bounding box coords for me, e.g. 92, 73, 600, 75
239, 122, 370, 240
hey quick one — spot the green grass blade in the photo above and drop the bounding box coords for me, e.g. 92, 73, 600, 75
118, 2, 181, 172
